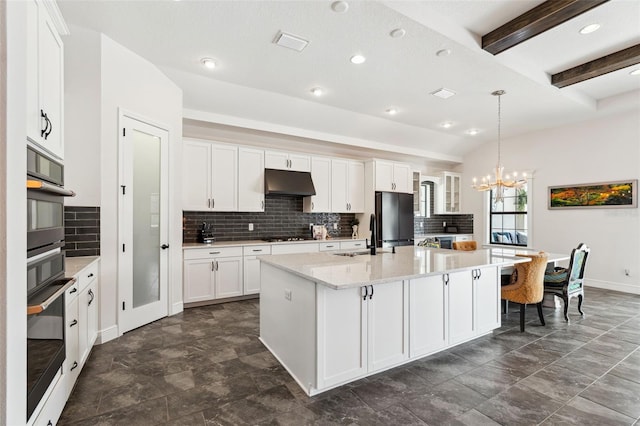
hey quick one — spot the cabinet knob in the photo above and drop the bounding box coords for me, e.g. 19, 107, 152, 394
161, 244, 169, 250
69, 287, 77, 294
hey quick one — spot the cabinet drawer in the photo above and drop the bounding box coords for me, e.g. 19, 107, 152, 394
184, 246, 243, 260
340, 240, 366, 250
319, 242, 340, 251
65, 280, 80, 304
76, 262, 98, 291
243, 245, 271, 256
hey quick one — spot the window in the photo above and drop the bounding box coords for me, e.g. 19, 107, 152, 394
489, 184, 528, 246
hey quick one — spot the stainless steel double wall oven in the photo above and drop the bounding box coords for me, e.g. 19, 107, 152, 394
26, 146, 76, 420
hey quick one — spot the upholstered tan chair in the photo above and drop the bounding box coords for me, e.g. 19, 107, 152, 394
501, 252, 548, 332
452, 240, 477, 251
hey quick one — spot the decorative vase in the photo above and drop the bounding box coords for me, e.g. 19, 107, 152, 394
352, 225, 358, 239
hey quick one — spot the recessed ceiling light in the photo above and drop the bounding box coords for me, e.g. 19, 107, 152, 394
350, 54, 366, 64
386, 108, 398, 115
331, 1, 349, 13
200, 58, 216, 69
430, 88, 456, 99
579, 23, 601, 34
273, 31, 309, 52
390, 28, 406, 38
466, 129, 479, 136
436, 49, 451, 57
440, 121, 453, 129
630, 69, 640, 76
311, 87, 324, 97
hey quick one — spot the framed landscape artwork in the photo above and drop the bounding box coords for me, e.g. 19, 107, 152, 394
548, 180, 637, 209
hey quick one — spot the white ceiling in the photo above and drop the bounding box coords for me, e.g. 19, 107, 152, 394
58, 0, 640, 165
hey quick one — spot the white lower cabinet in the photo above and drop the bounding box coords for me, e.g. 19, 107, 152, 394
316, 281, 408, 389
475, 267, 500, 334
448, 270, 475, 345
65, 292, 80, 396
243, 245, 271, 295
410, 266, 499, 357
409, 275, 447, 357
183, 247, 243, 303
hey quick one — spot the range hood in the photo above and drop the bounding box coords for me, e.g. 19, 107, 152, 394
264, 168, 316, 196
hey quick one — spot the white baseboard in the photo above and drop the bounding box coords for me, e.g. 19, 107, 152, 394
586, 279, 640, 295
171, 301, 184, 316
97, 325, 119, 344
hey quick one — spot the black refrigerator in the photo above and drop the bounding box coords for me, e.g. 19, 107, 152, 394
375, 191, 414, 248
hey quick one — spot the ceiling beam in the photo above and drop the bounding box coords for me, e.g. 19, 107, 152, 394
482, 0, 609, 55
551, 44, 640, 88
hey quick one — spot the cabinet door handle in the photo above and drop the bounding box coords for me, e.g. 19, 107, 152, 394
207, 198, 211, 208
354, 243, 362, 247
70, 319, 78, 327
69, 287, 77, 294
311, 202, 314, 210
88, 289, 95, 306
70, 361, 78, 371
87, 273, 94, 278
45, 115, 53, 139
478, 269, 481, 279
47, 421, 53, 426
362, 286, 368, 300
209, 251, 220, 255
40, 109, 50, 138
444, 273, 449, 285
326, 245, 334, 248
369, 285, 374, 300
211, 198, 215, 208
211, 261, 215, 271
261, 200, 264, 210
252, 249, 263, 252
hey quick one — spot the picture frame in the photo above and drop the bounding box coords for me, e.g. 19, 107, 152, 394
548, 180, 637, 209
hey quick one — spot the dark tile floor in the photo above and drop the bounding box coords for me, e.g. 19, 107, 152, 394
59, 287, 640, 425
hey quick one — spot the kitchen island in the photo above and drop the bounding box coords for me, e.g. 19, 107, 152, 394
259, 245, 531, 396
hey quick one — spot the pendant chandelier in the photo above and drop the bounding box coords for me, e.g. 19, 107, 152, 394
472, 90, 526, 203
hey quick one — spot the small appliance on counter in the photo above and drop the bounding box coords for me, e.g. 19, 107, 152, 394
197, 222, 215, 244
312, 225, 327, 240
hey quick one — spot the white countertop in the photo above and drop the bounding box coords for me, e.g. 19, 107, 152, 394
183, 237, 365, 249
66, 256, 100, 276
258, 246, 545, 290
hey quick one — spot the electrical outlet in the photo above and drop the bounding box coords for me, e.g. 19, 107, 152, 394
284, 289, 292, 301
333, 223, 338, 230
248, 223, 254, 231
309, 223, 314, 229
443, 221, 447, 228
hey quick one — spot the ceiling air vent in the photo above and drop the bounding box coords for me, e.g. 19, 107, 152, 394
430, 88, 456, 99
273, 31, 309, 52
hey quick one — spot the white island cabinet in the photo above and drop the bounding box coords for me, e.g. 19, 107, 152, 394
259, 246, 522, 396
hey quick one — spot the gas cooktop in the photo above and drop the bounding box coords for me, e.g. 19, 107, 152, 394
261, 236, 312, 242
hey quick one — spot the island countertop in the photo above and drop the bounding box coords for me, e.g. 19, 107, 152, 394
259, 245, 534, 290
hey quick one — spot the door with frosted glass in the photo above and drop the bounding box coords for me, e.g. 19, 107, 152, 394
118, 114, 169, 333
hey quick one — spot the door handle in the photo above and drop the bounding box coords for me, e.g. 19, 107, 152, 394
161, 244, 169, 249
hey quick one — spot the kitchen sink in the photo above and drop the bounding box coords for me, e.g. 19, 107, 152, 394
333, 250, 372, 257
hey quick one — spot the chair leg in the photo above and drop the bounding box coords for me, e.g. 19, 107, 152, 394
519, 303, 526, 332
577, 293, 584, 316
562, 295, 570, 321
537, 302, 545, 326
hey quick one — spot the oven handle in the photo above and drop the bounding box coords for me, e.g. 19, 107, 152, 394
26, 179, 76, 197
27, 277, 77, 315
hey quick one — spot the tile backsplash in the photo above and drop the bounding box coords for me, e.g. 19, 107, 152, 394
414, 214, 474, 235
64, 206, 100, 257
183, 195, 356, 243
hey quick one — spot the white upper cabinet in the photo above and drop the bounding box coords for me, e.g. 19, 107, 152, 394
440, 172, 462, 213
27, 0, 65, 160
265, 150, 311, 172
182, 139, 238, 211
238, 147, 265, 212
331, 159, 364, 213
303, 156, 331, 213
373, 160, 412, 193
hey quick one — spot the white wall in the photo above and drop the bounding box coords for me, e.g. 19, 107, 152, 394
3, 2, 27, 423
462, 110, 640, 294
64, 30, 183, 342
63, 25, 101, 206
99, 34, 183, 337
